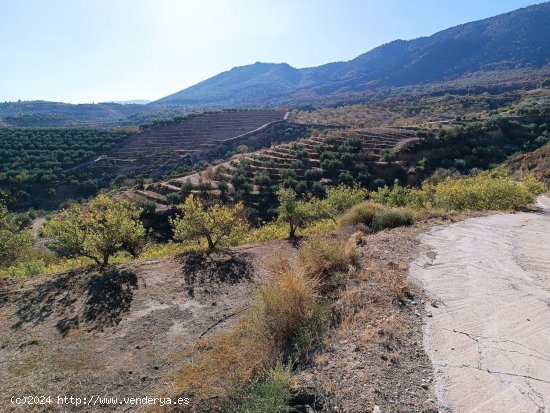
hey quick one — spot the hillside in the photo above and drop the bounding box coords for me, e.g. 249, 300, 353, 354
506, 142, 550, 185
157, 2, 550, 107
0, 241, 299, 411
90, 110, 288, 178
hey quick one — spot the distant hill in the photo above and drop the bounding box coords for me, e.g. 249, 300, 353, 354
0, 100, 187, 128
157, 2, 550, 106
108, 99, 152, 105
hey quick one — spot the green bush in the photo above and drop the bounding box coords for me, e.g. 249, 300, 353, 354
226, 365, 293, 413
372, 208, 415, 231
370, 179, 412, 206
413, 171, 545, 211
0, 259, 46, 278
337, 201, 385, 227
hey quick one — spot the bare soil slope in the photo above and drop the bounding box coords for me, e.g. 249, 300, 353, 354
0, 241, 298, 412
410, 197, 550, 412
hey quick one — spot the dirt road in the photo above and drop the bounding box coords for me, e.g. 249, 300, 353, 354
410, 196, 550, 412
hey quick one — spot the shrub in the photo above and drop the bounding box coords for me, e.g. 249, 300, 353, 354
372, 208, 415, 231
226, 365, 293, 413
337, 201, 385, 228
0, 202, 33, 268
254, 172, 272, 188
321, 185, 367, 221
304, 168, 323, 182
298, 237, 359, 293
370, 179, 412, 206
423, 172, 545, 211
0, 259, 46, 278
237, 144, 249, 154
312, 182, 326, 198
166, 192, 183, 205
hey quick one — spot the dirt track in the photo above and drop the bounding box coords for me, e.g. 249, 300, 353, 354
411, 196, 550, 412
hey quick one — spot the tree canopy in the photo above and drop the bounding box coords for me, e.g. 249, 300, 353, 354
0, 203, 33, 268
43, 195, 145, 266
171, 195, 247, 251
276, 188, 317, 239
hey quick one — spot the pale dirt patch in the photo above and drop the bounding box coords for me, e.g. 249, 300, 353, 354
410, 196, 550, 412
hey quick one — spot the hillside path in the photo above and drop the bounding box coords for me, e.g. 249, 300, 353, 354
410, 196, 550, 413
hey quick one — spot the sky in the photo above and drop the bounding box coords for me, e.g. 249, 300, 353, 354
0, 0, 544, 103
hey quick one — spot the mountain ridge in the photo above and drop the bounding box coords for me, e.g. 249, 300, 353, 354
157, 2, 550, 106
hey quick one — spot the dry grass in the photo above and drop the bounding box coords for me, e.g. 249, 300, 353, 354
298, 237, 359, 294
337, 201, 385, 228
169, 309, 276, 411
170, 254, 326, 411
169, 234, 364, 411
332, 259, 413, 349
252, 267, 319, 357
371, 208, 415, 231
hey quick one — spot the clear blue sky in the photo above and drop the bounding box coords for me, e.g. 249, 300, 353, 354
0, 0, 544, 103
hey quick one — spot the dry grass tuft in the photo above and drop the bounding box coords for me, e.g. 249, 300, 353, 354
171, 254, 327, 411
337, 201, 385, 228
371, 208, 415, 232
298, 237, 359, 293
252, 266, 320, 357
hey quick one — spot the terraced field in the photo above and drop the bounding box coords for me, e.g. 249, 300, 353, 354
142, 127, 419, 204
91, 109, 286, 176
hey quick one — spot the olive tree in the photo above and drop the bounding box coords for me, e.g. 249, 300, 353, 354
43, 195, 145, 266
0, 203, 33, 268
321, 185, 367, 221
277, 188, 316, 239
171, 195, 247, 251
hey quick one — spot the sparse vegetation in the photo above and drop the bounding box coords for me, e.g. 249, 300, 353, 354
298, 237, 359, 293
172, 231, 359, 411
225, 365, 293, 413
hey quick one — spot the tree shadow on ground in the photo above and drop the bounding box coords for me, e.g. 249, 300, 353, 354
11, 267, 138, 336
180, 250, 253, 297
82, 268, 138, 332
11, 272, 79, 330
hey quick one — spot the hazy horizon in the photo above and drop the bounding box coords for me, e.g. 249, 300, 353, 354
0, 0, 544, 104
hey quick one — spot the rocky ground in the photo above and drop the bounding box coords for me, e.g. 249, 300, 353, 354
292, 220, 451, 413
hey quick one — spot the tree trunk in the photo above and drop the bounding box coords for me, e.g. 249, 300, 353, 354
289, 224, 296, 239
206, 235, 215, 251
102, 252, 110, 266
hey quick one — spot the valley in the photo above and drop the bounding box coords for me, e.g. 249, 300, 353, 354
1, 2, 549, 412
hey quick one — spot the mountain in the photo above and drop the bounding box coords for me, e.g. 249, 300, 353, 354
109, 99, 152, 105
157, 2, 550, 106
